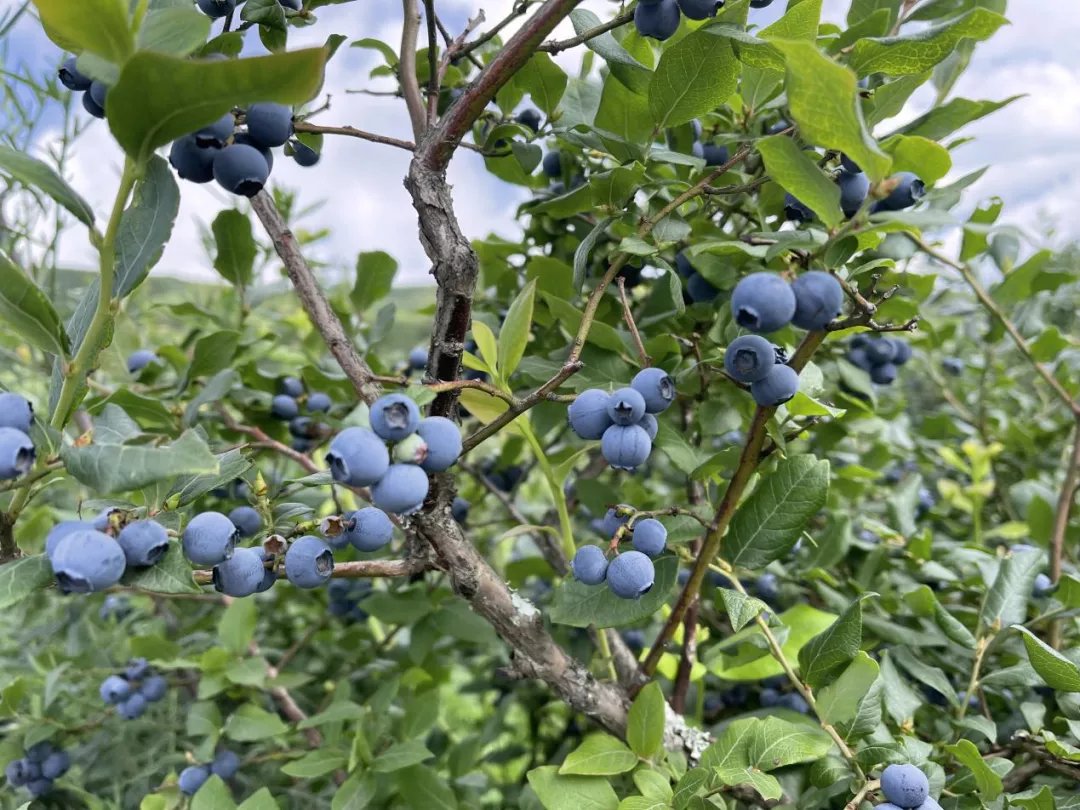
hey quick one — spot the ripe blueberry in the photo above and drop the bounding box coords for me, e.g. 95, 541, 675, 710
731, 273, 796, 334
89, 80, 107, 111
597, 506, 629, 538
880, 763, 929, 809
285, 535, 334, 588
26, 778, 53, 798
279, 0, 302, 9
750, 364, 800, 407
370, 394, 421, 441
51, 530, 125, 593
701, 142, 729, 165
571, 545, 608, 585
874, 172, 925, 212
178, 765, 210, 795
791, 271, 844, 331
169, 136, 218, 183
25, 742, 53, 763
196, 0, 236, 17
127, 349, 159, 374
40, 751, 70, 780
631, 367, 676, 414
838, 171, 870, 218
601, 424, 652, 472
542, 151, 562, 177
371, 464, 430, 515
195, 113, 235, 149
246, 103, 293, 148
451, 496, 470, 524
568, 389, 613, 440
291, 140, 320, 167
233, 132, 274, 171
607, 551, 655, 599
140, 675, 168, 702
214, 144, 270, 197
326, 427, 390, 487
125, 658, 150, 681
211, 749, 240, 780
0, 427, 34, 480
638, 413, 659, 441
59, 56, 91, 91
724, 335, 777, 383
182, 512, 238, 565
5, 758, 31, 786
864, 338, 896, 365
228, 506, 262, 538
840, 154, 861, 174
416, 416, 462, 472
942, 357, 963, 376
256, 552, 277, 592
516, 108, 542, 132
784, 193, 814, 223
0, 393, 32, 435
280, 376, 304, 397
82, 89, 105, 119
631, 518, 667, 557
674, 252, 695, 279
307, 391, 332, 413
344, 507, 394, 552
408, 347, 428, 371
676, 0, 721, 20
686, 273, 719, 303
117, 520, 169, 567
871, 362, 898, 384
100, 674, 131, 704
750, 0, 775, 6
891, 339, 913, 365
634, 0, 681, 40
607, 387, 647, 426
1033, 573, 1053, 597
213, 546, 267, 597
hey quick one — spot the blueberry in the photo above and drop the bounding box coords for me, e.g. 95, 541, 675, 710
291, 140, 320, 167
784, 193, 814, 223
451, 496, 470, 524
196, 0, 236, 17
24, 742, 53, 764
213, 143, 270, 197
942, 357, 964, 376
686, 272, 720, 303
117, 520, 169, 567
289, 417, 316, 440
370, 394, 421, 442
284, 535, 334, 588
326, 427, 390, 486
26, 778, 54, 798
634, 0, 681, 40
0, 393, 32, 434
571, 545, 609, 585
638, 413, 659, 441
211, 749, 240, 780
256, 553, 277, 593
731, 273, 796, 334
724, 335, 777, 383
371, 464, 429, 514
874, 172, 925, 212
542, 151, 562, 177
567, 389, 613, 440
416, 416, 462, 472
127, 349, 159, 374
606, 551, 655, 599
516, 108, 542, 133
89, 80, 108, 111
245, 103, 293, 148
82, 89, 105, 119
755, 572, 779, 603
631, 518, 667, 557
750, 364, 800, 407
51, 530, 125, 593
791, 271, 844, 331
5, 758, 31, 786
169, 136, 218, 183
280, 376, 304, 397
344, 507, 394, 552
194, 113, 235, 149
0, 427, 32, 481
233, 132, 274, 171
213, 546, 267, 597
864, 338, 897, 365
59, 56, 91, 90
178, 764, 211, 795
621, 629, 646, 652
182, 512, 238, 565
307, 392, 332, 413
777, 692, 810, 713
838, 171, 870, 218
140, 675, 168, 702
631, 368, 676, 414
92, 507, 121, 532
674, 251, 695, 279
125, 658, 150, 681
40, 751, 70, 780
701, 143, 729, 165
100, 674, 132, 704
279, 0, 302, 9
408, 347, 428, 371
601, 424, 652, 472
890, 339, 913, 365
847, 346, 873, 371
870, 363, 897, 385
606, 387, 647, 426
597, 507, 630, 538
44, 520, 92, 558
880, 763, 929, 809
1033, 573, 1053, 597
750, 0, 775, 6
228, 506, 262, 538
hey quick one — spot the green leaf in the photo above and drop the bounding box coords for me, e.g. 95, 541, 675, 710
816, 652, 880, 726
498, 279, 537, 379
718, 588, 768, 632
713, 768, 782, 801
626, 682, 665, 759
169, 447, 251, 507
351, 251, 398, 312
849, 9, 1009, 77
549, 554, 678, 628
1013, 626, 1080, 692
218, 596, 257, 654
747, 717, 832, 770
471, 320, 499, 377
61, 429, 219, 494
31, 0, 134, 63
280, 750, 347, 778
224, 703, 289, 741
212, 210, 256, 287
236, 788, 280, 810
980, 547, 1042, 632
240, 0, 287, 31
122, 541, 200, 594
0, 555, 54, 610
0, 145, 95, 227
191, 775, 237, 810
879, 134, 951, 184
373, 739, 434, 772
896, 95, 1022, 142
108, 49, 328, 160
590, 164, 646, 213
756, 135, 843, 227
115, 155, 180, 296
570, 9, 650, 95
770, 40, 891, 182
798, 596, 868, 689
649, 29, 739, 128
945, 738, 1002, 799
527, 765, 619, 810
723, 455, 830, 569
515, 53, 567, 116
394, 766, 458, 810
186, 330, 242, 384
331, 774, 376, 810
137, 7, 211, 56
595, 73, 653, 144
560, 733, 638, 776
0, 251, 71, 358
707, 603, 837, 681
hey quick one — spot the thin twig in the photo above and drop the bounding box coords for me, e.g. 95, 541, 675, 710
400, 0, 427, 138
193, 557, 432, 585
538, 9, 634, 54
422, 0, 439, 125
293, 122, 415, 151
618, 277, 650, 368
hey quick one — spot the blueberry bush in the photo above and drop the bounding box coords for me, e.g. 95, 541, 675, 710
1, 0, 1079, 808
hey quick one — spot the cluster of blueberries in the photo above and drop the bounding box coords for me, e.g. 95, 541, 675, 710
0, 392, 35, 481
876, 764, 938, 810
327, 578, 372, 622
98, 658, 169, 720
269, 376, 333, 452
4, 741, 72, 799
722, 271, 848, 406
571, 506, 668, 599
325, 393, 462, 514
635, 0, 775, 40
178, 748, 242, 796
567, 368, 676, 472
46, 513, 170, 593
846, 334, 913, 385
788, 163, 925, 223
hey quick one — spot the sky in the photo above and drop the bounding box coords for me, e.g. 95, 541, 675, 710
4, 0, 1079, 285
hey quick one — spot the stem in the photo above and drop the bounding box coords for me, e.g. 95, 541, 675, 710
956, 636, 989, 720
1049, 421, 1080, 648
618, 277, 650, 368
399, 0, 426, 139
594, 627, 618, 682
518, 421, 575, 561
